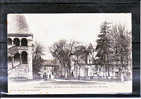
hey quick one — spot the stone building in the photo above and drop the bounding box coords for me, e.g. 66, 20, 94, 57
8, 33, 33, 79
8, 15, 34, 80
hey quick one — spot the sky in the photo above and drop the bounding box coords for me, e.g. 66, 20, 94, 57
8, 13, 131, 59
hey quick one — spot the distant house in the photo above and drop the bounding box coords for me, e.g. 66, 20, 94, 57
39, 59, 59, 80
70, 54, 96, 80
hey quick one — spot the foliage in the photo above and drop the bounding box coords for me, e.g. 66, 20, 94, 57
50, 40, 95, 79
111, 24, 131, 72
50, 40, 78, 79
95, 21, 113, 77
32, 42, 44, 79
95, 21, 131, 79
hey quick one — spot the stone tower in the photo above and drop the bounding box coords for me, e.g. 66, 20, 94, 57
8, 15, 33, 80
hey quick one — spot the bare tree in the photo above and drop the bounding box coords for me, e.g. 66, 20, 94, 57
50, 40, 78, 79
111, 24, 131, 80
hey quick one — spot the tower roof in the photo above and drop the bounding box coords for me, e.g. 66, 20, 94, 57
8, 14, 29, 34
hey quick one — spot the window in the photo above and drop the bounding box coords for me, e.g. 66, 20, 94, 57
21, 51, 28, 64
14, 53, 20, 65
21, 38, 28, 46
8, 38, 12, 45
13, 38, 20, 46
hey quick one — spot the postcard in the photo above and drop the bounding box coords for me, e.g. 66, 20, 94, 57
7, 13, 132, 94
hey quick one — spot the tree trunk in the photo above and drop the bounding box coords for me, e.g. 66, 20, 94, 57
78, 66, 80, 80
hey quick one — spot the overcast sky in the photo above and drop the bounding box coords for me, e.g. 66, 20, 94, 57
8, 13, 131, 59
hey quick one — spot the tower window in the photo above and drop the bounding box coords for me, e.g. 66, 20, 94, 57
21, 38, 28, 46
8, 38, 12, 45
13, 38, 20, 46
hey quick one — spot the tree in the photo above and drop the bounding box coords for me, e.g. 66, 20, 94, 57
32, 42, 44, 79
111, 24, 131, 80
50, 40, 78, 79
50, 40, 95, 80
73, 44, 87, 79
95, 21, 113, 78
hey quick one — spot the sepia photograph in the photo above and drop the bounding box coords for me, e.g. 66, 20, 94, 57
7, 13, 132, 94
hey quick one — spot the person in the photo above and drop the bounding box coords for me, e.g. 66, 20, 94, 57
43, 72, 47, 80
121, 71, 125, 81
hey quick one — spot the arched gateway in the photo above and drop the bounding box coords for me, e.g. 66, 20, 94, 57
8, 33, 33, 80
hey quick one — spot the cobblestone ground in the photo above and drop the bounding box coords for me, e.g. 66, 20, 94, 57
8, 79, 132, 94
